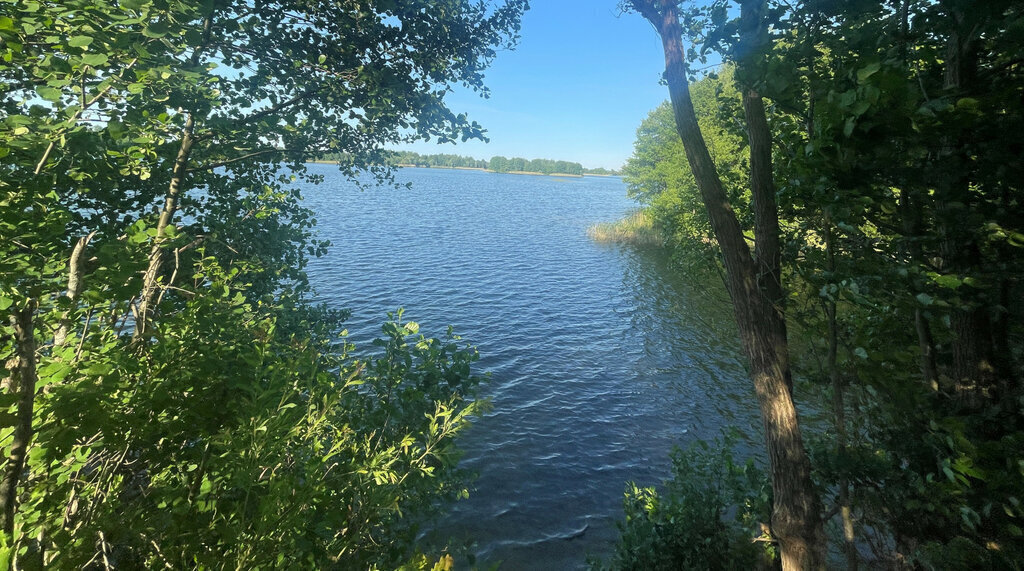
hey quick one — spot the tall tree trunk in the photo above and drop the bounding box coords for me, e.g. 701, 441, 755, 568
893, 0, 941, 391
936, 7, 998, 403
741, 69, 792, 393
0, 302, 39, 535
631, 1, 826, 568
899, 189, 941, 390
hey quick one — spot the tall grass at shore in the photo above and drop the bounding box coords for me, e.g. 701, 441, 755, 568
587, 208, 662, 247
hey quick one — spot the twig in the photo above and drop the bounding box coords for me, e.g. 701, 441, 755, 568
187, 148, 285, 172
98, 531, 113, 570
75, 307, 93, 361
34, 59, 139, 175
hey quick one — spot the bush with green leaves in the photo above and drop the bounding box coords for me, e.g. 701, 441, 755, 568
4, 258, 488, 568
599, 436, 772, 571
1, 0, 526, 567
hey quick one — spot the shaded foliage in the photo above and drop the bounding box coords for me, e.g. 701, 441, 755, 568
616, 0, 1024, 567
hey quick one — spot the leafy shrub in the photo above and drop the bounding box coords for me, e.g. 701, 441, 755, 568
598, 435, 773, 570
3, 258, 484, 569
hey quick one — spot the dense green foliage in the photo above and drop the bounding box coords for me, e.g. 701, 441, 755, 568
596, 436, 771, 571
617, 0, 1024, 567
622, 67, 748, 263
0, 0, 525, 567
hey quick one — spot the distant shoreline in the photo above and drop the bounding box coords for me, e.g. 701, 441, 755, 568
306, 161, 614, 178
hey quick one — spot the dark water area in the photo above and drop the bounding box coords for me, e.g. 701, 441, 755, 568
300, 165, 763, 569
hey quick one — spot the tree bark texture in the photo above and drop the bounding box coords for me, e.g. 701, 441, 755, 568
0, 303, 39, 535
631, 1, 826, 568
739, 0, 791, 393
936, 8, 1000, 403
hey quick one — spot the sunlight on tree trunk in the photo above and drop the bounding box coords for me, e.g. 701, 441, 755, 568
628, 1, 826, 568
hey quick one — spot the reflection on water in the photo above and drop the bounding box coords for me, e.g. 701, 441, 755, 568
299, 165, 763, 569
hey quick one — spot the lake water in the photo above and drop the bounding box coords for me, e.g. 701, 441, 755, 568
300, 165, 762, 569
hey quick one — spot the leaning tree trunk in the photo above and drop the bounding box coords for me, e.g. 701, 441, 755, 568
630, 1, 826, 568
135, 14, 212, 338
135, 114, 196, 337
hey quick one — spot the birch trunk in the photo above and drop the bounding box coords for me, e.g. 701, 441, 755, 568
135, 115, 195, 337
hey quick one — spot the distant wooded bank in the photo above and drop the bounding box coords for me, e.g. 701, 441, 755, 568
315, 151, 621, 177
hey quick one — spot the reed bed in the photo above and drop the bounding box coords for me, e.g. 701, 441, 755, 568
586, 209, 663, 247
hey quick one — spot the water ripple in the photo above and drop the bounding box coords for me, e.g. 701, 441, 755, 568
301, 166, 761, 569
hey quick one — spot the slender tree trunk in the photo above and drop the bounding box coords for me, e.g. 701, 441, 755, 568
631, 1, 825, 568
135, 14, 212, 337
991, 182, 1017, 394
742, 77, 792, 393
893, 0, 941, 392
824, 224, 858, 571
135, 114, 196, 337
0, 302, 39, 535
899, 189, 941, 390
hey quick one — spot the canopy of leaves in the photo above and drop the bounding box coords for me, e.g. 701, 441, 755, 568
0, 0, 526, 566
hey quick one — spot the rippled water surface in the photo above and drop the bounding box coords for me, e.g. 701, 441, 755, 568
301, 165, 762, 569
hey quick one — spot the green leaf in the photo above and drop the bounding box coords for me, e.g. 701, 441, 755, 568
106, 120, 126, 139
81, 53, 109, 66
955, 97, 979, 111
843, 117, 855, 137
933, 274, 962, 289
916, 293, 934, 306
856, 62, 881, 83
36, 86, 62, 102
68, 35, 93, 47
0, 296, 12, 311
143, 20, 170, 38
854, 347, 868, 359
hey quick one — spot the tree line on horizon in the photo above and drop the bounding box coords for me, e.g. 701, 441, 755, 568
319, 150, 621, 176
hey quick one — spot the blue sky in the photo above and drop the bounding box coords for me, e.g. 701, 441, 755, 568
394, 2, 670, 170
